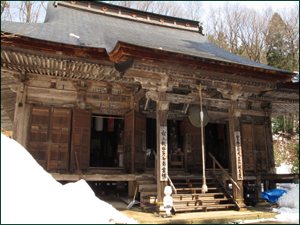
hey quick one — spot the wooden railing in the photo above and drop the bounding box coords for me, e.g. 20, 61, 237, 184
153, 150, 157, 181
153, 150, 177, 194
209, 152, 240, 190
167, 175, 177, 194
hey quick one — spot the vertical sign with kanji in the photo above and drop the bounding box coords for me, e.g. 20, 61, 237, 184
186, 133, 191, 153
160, 126, 168, 181
234, 131, 243, 180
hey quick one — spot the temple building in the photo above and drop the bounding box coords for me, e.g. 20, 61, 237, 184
1, 1, 298, 213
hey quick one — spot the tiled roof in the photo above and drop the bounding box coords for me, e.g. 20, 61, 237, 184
1, 1, 294, 74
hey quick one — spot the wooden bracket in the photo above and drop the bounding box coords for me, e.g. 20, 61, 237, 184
144, 98, 150, 110
182, 103, 189, 114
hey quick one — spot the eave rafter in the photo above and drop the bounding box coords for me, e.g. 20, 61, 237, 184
1, 34, 109, 61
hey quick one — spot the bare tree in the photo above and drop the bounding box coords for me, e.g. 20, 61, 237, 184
1, 1, 9, 15
279, 3, 299, 71
207, 5, 230, 51
108, 1, 136, 9
1, 1, 12, 21
183, 1, 204, 22
237, 8, 268, 62
108, 1, 200, 20
18, 1, 46, 23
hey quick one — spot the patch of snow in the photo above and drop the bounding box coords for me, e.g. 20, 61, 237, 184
276, 164, 292, 174
272, 207, 299, 224
1, 134, 137, 224
240, 183, 299, 224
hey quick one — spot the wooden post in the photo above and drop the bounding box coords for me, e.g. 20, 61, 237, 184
156, 91, 168, 211
256, 175, 262, 200
265, 109, 275, 174
228, 100, 245, 208
293, 174, 299, 184
264, 180, 269, 191
269, 180, 276, 190
11, 82, 27, 147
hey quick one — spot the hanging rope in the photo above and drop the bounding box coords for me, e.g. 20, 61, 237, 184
199, 84, 208, 193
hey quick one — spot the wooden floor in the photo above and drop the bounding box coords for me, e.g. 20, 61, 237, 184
50, 173, 136, 182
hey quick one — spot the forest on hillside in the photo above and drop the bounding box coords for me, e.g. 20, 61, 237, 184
1, 1, 299, 173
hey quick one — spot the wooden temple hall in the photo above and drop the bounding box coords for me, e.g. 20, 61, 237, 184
1, 1, 299, 213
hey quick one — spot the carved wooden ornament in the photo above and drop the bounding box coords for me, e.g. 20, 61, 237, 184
159, 101, 169, 111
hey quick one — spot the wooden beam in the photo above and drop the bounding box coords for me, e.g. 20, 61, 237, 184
241, 109, 265, 117
146, 90, 231, 108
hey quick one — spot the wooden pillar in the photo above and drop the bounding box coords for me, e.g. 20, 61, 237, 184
269, 180, 276, 190
228, 100, 245, 208
11, 82, 28, 148
156, 91, 168, 211
264, 180, 269, 191
265, 109, 275, 174
293, 174, 299, 184
256, 175, 262, 200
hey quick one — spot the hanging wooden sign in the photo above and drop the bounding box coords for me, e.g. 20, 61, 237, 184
234, 131, 243, 180
160, 126, 168, 181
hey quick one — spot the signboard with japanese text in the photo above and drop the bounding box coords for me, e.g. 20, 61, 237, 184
160, 126, 168, 181
186, 133, 191, 153
234, 131, 243, 180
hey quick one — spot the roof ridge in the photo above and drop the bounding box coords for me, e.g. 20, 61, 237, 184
56, 1, 200, 33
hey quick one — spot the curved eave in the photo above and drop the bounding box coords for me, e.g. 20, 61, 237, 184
108, 41, 296, 82
1, 32, 109, 61
1, 34, 296, 82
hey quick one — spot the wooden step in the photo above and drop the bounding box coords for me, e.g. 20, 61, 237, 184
173, 182, 219, 186
173, 204, 236, 212
140, 191, 157, 197
176, 187, 219, 191
140, 196, 157, 204
139, 184, 157, 192
173, 198, 229, 204
172, 192, 225, 198
142, 204, 157, 213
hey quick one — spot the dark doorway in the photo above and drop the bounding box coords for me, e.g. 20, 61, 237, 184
90, 116, 124, 167
146, 118, 156, 168
205, 123, 228, 169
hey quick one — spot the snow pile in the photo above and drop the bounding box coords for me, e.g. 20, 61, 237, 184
1, 134, 137, 224
272, 183, 299, 223
272, 207, 299, 224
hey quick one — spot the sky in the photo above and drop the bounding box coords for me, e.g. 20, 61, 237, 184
202, 1, 298, 12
